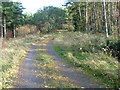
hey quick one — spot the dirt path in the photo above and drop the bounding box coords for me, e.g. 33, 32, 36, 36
12, 36, 100, 88
47, 40, 100, 88
13, 43, 44, 88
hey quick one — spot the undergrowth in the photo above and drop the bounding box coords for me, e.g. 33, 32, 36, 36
53, 32, 119, 88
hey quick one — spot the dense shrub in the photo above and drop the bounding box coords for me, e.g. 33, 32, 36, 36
16, 25, 37, 36
107, 40, 120, 61
62, 24, 74, 31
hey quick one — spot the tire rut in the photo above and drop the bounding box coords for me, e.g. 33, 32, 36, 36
13, 43, 44, 88
12, 36, 100, 88
47, 40, 100, 88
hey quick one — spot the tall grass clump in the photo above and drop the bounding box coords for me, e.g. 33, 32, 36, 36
0, 34, 41, 88
53, 32, 119, 88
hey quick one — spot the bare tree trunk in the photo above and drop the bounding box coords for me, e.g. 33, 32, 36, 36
0, 2, 3, 38
103, 0, 108, 38
117, 1, 120, 39
109, 2, 113, 35
13, 24, 16, 38
84, 2, 87, 32
0, 18, 3, 38
90, 2, 94, 33
93, 2, 96, 34
3, 15, 6, 39
78, 3, 82, 31
86, 1, 89, 33
0, 24, 3, 38
106, 3, 110, 35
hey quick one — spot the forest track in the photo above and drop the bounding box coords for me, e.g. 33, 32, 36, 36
47, 40, 100, 88
12, 40, 45, 88
12, 35, 100, 88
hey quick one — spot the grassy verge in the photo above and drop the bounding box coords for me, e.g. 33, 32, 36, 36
52, 32, 119, 88
34, 37, 78, 88
1, 34, 42, 88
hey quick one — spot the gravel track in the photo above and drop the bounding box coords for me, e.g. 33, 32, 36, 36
12, 37, 100, 88
13, 44, 44, 88
47, 40, 100, 88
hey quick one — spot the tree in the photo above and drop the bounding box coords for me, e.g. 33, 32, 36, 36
32, 6, 66, 33
65, 1, 118, 37
93, 2, 97, 34
1, 1, 24, 38
103, 0, 108, 38
116, 1, 120, 39
0, 2, 3, 38
85, 2, 88, 33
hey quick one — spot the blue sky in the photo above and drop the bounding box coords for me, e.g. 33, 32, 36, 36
12, 0, 66, 14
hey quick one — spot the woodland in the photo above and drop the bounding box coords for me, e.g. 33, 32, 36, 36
0, 1, 119, 88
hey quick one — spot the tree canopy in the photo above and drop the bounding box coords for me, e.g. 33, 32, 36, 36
32, 6, 66, 33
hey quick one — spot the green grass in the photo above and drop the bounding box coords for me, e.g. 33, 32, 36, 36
52, 32, 119, 88
0, 34, 42, 88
